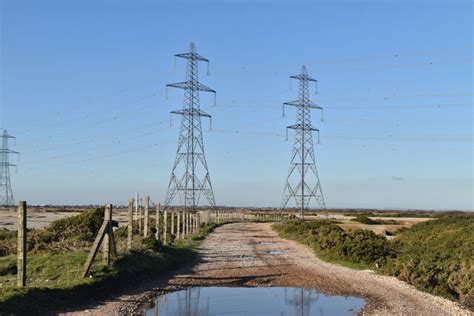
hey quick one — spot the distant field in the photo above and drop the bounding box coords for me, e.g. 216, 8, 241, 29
0, 206, 459, 231
0, 206, 128, 230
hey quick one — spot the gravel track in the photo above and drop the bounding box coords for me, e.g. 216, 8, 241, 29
62, 222, 471, 315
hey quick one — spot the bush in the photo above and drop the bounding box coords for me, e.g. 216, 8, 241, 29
351, 215, 378, 225
26, 208, 105, 253
0, 229, 16, 256
275, 214, 474, 309
275, 220, 395, 267
142, 236, 163, 252
350, 215, 398, 225
382, 215, 474, 308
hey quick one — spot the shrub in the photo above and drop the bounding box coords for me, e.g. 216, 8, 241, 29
274, 215, 474, 308
351, 215, 378, 225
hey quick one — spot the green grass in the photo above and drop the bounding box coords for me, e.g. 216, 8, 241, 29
315, 252, 369, 270
0, 209, 221, 314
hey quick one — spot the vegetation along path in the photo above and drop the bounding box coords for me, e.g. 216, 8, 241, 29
66, 222, 470, 315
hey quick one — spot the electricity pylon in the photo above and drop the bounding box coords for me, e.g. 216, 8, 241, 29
281, 65, 326, 216
164, 43, 216, 210
0, 130, 19, 206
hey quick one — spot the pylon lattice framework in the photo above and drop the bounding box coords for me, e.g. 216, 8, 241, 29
281, 65, 326, 212
0, 130, 19, 206
164, 43, 216, 210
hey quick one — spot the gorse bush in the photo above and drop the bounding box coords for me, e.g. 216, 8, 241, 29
350, 215, 399, 225
350, 215, 378, 225
0, 229, 16, 256
276, 220, 396, 266
0, 208, 106, 255
382, 215, 474, 308
274, 214, 474, 309
28, 207, 105, 253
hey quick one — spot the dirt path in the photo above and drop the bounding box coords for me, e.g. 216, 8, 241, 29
63, 222, 471, 315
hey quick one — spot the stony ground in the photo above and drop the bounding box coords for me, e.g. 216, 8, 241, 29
60, 222, 470, 316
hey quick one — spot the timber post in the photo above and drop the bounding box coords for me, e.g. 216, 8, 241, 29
17, 201, 27, 287
103, 204, 112, 265
127, 198, 134, 250
171, 212, 175, 239
156, 203, 161, 240
82, 203, 117, 277
177, 211, 181, 239
163, 209, 168, 245
144, 196, 149, 237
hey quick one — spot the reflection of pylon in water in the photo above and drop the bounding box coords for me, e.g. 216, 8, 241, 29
177, 287, 202, 316
284, 288, 320, 316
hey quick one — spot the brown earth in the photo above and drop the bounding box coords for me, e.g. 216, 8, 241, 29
60, 222, 471, 316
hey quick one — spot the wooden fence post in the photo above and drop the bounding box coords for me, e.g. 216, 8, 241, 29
138, 198, 142, 234
127, 198, 134, 250
103, 204, 112, 265
156, 203, 161, 240
144, 196, 149, 237
177, 211, 181, 239
183, 212, 187, 237
163, 209, 168, 245
17, 201, 27, 287
187, 212, 190, 235
82, 204, 117, 277
171, 212, 175, 238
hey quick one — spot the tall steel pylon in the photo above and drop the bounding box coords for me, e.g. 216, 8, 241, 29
164, 43, 216, 210
0, 130, 19, 206
281, 65, 326, 215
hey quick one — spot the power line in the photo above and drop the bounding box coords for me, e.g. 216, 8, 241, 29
22, 125, 172, 166
16, 92, 161, 146
24, 140, 169, 171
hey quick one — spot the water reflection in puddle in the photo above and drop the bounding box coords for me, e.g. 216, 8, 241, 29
146, 287, 364, 315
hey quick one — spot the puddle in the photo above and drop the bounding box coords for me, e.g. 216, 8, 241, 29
258, 242, 275, 245
268, 250, 286, 255
145, 287, 364, 315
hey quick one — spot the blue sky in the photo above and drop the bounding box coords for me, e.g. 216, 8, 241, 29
1, 0, 472, 209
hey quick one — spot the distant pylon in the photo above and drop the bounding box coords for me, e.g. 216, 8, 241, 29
164, 43, 216, 210
281, 65, 326, 215
0, 130, 19, 206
